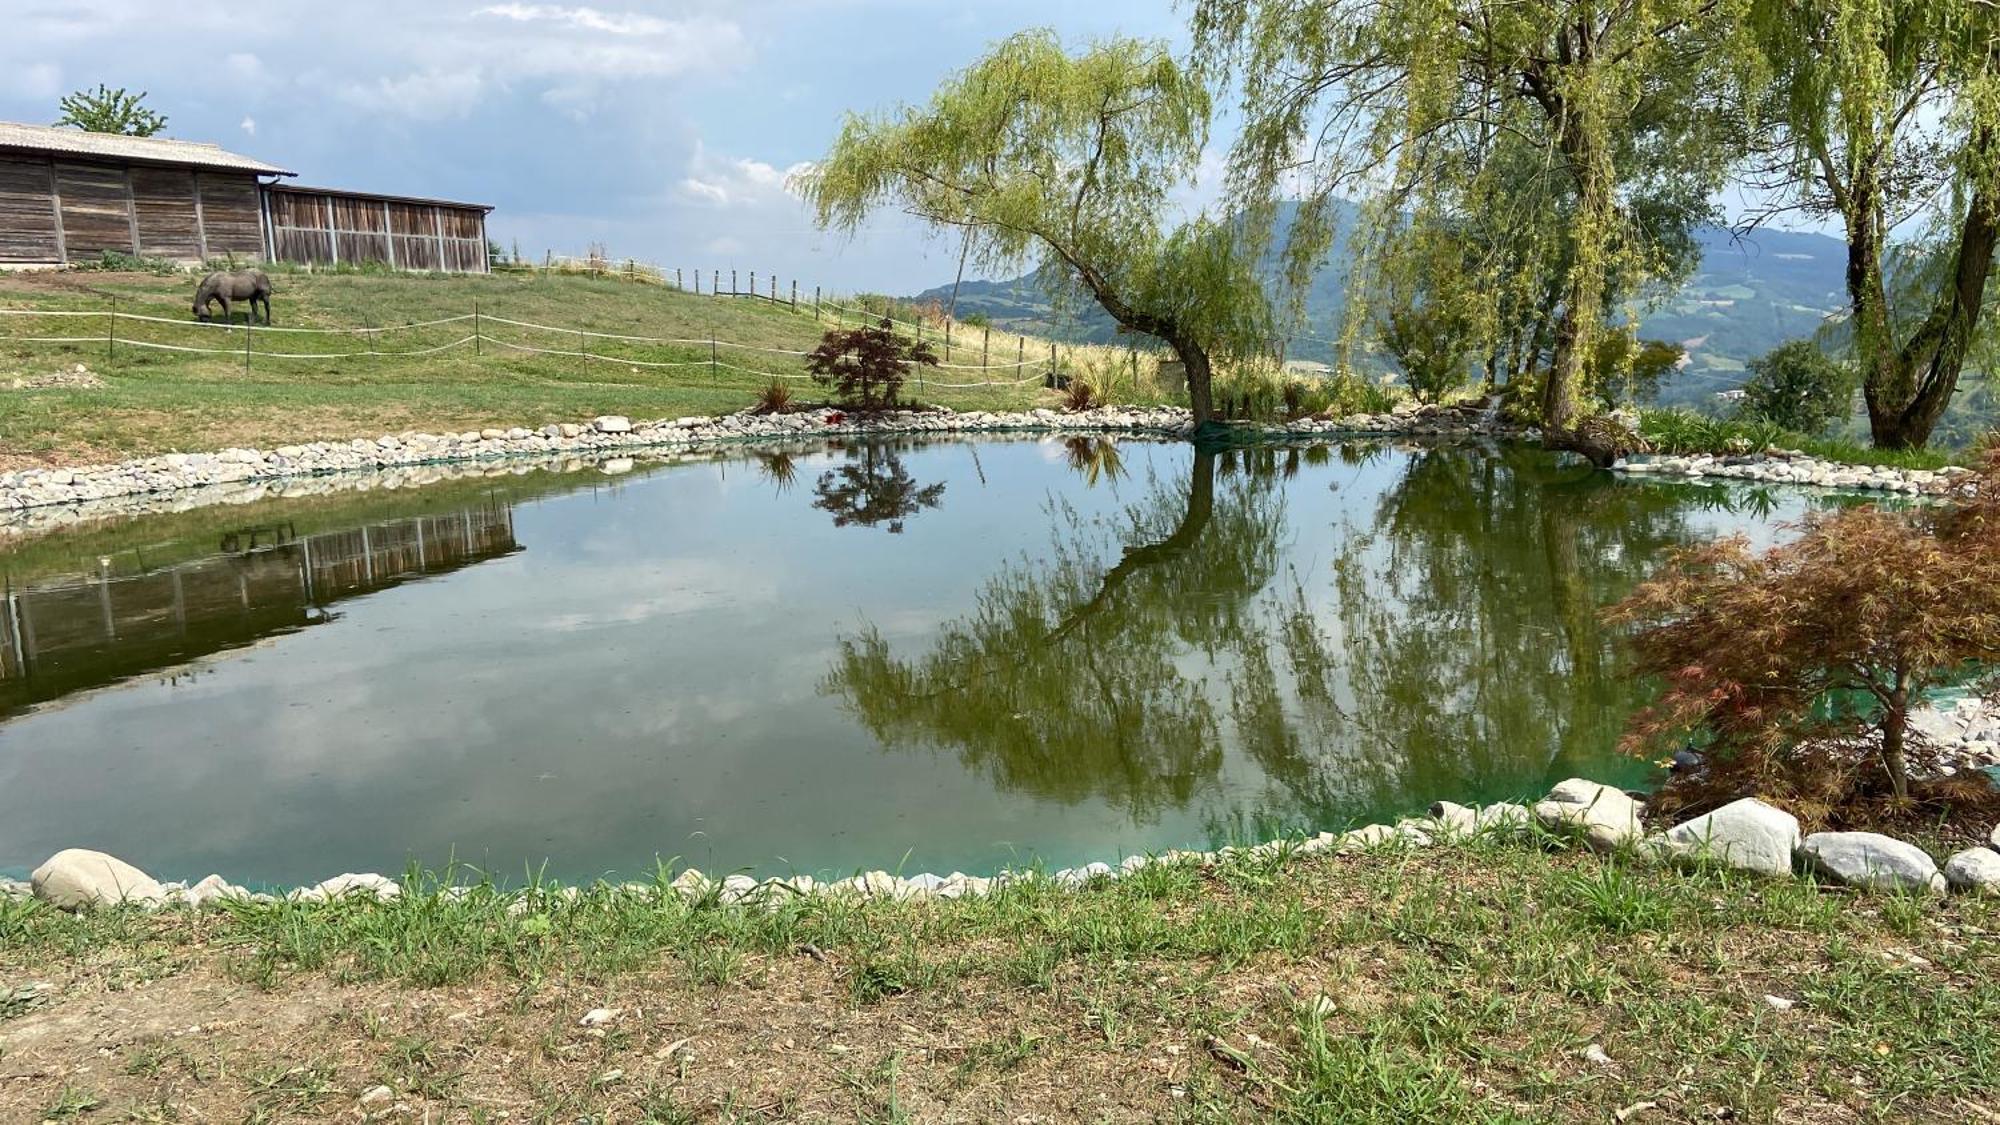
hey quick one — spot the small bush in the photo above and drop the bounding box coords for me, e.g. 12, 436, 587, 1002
1739, 340, 1855, 435
1062, 377, 1101, 412
752, 379, 795, 415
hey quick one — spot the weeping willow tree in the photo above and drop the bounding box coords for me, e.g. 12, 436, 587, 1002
797, 31, 1274, 427
1192, 0, 1745, 439
1743, 1, 2000, 449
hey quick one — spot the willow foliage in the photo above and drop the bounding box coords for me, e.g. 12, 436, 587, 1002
1193, 0, 1750, 431
797, 31, 1274, 425
1744, 0, 2000, 449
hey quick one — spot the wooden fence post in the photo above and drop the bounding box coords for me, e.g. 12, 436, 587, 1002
676, 268, 684, 291
944, 319, 951, 363
709, 329, 717, 378
982, 326, 989, 371
106, 295, 115, 363
713, 270, 719, 296
814, 286, 821, 321
731, 269, 737, 295
1048, 341, 1056, 385
244, 319, 252, 375
790, 280, 797, 310
474, 299, 481, 356
750, 270, 757, 300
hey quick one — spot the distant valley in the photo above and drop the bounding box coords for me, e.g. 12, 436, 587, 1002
907, 211, 1849, 408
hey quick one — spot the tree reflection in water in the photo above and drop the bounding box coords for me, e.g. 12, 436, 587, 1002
810, 442, 947, 533
825, 438, 1787, 836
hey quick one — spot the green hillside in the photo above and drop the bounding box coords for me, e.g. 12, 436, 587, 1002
0, 268, 1055, 469
909, 211, 1852, 405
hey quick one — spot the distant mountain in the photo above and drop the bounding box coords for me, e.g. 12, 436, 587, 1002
906, 207, 1850, 407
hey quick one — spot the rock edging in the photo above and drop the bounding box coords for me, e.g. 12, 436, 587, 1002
12, 782, 1996, 915
1615, 450, 1971, 497
0, 401, 1522, 518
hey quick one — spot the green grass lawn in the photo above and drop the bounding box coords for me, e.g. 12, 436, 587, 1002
0, 268, 1060, 469
2, 840, 1996, 1122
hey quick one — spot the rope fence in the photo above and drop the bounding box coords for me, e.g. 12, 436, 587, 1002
0, 302, 1075, 388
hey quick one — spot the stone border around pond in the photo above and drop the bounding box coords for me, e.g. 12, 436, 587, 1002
1614, 450, 1973, 497
0, 401, 1524, 522
9, 780, 1996, 914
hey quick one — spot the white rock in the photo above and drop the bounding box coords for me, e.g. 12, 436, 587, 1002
1661, 798, 1800, 877
1799, 832, 1945, 895
1533, 779, 1646, 851
31, 849, 165, 910
359, 1085, 393, 1106
1427, 801, 1479, 837
181, 873, 251, 909
1942, 847, 2000, 896
579, 1007, 622, 1027
292, 872, 401, 902
592, 415, 633, 434
1763, 994, 1795, 1011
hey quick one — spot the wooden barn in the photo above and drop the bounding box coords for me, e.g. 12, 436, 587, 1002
265, 185, 491, 273
0, 120, 491, 273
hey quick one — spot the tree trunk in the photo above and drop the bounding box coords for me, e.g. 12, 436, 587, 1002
1852, 167, 1998, 450
1177, 338, 1216, 428
1882, 679, 1910, 801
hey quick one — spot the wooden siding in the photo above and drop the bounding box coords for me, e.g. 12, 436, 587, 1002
130, 166, 202, 260
196, 174, 264, 260
53, 161, 134, 261
266, 187, 487, 273
0, 156, 60, 262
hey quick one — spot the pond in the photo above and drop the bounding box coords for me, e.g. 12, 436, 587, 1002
0, 436, 1820, 887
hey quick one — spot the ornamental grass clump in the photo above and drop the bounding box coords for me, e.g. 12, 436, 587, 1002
1611, 450, 2000, 828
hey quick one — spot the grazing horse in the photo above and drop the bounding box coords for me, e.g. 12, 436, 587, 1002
192, 269, 273, 325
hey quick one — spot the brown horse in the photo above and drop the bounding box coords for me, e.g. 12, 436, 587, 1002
192, 269, 273, 325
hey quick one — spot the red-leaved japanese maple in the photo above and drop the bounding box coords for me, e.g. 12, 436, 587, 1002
1611, 453, 2000, 814
805, 318, 938, 412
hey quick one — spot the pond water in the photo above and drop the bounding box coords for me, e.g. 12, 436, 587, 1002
0, 437, 1820, 887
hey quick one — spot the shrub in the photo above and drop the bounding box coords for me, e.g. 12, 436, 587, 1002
752, 379, 795, 415
1739, 340, 1855, 435
1062, 377, 1101, 411
1611, 453, 2000, 816
805, 318, 938, 411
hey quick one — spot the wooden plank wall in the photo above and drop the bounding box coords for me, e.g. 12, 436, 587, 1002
130, 166, 202, 260
0, 156, 61, 262
53, 161, 133, 260
267, 188, 487, 273
194, 174, 264, 260
0, 156, 267, 264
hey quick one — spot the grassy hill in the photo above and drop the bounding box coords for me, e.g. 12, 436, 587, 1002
0, 268, 1057, 470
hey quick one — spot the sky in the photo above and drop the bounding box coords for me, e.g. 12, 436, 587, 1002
0, 0, 1190, 294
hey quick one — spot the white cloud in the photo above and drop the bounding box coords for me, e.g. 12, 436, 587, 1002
679, 177, 730, 205
475, 4, 678, 37
224, 52, 264, 81
675, 144, 813, 208
335, 69, 489, 122
2, 62, 64, 101
239, 115, 256, 135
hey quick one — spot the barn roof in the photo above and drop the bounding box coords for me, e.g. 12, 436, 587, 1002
0, 120, 293, 176
272, 183, 494, 213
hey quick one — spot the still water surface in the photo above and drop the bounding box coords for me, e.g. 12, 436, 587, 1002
0, 437, 1815, 886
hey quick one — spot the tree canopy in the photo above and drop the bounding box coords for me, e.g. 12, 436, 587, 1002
56, 85, 168, 136
1741, 0, 2000, 449
1192, 0, 1747, 436
798, 31, 1274, 426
